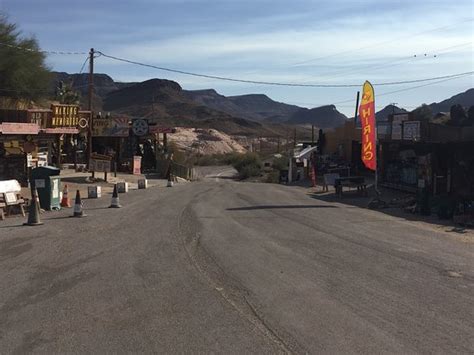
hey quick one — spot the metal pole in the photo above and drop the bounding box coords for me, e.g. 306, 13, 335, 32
375, 99, 380, 196
87, 48, 94, 171
354, 91, 360, 124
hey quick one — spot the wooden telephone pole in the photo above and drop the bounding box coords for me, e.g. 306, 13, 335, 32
87, 48, 94, 169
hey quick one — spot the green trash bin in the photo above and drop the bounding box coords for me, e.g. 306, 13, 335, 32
31, 166, 61, 211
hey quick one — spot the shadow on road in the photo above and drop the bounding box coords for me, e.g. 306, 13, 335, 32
227, 204, 338, 211
309, 187, 470, 231
207, 175, 236, 180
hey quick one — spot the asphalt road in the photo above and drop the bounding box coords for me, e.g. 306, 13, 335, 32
0, 168, 473, 353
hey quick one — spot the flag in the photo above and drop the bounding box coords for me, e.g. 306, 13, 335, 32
359, 81, 376, 171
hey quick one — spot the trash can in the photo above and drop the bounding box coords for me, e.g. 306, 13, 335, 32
31, 166, 61, 211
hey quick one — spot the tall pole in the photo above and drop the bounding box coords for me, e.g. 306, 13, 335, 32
311, 125, 315, 146
354, 91, 360, 124
87, 48, 94, 170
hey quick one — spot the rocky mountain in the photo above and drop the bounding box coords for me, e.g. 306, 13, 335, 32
375, 105, 408, 121
50, 72, 473, 134
287, 105, 348, 129
227, 94, 301, 122
102, 79, 268, 136
183, 90, 301, 122
428, 88, 474, 113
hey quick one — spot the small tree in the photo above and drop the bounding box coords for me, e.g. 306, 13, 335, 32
0, 14, 51, 103
56, 81, 81, 105
467, 106, 474, 126
411, 104, 432, 121
448, 104, 468, 126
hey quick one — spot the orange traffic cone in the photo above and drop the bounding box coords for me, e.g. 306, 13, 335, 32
61, 184, 71, 208
72, 190, 86, 217
109, 184, 122, 208
24, 188, 43, 226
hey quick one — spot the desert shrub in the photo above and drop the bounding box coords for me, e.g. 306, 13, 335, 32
232, 153, 262, 179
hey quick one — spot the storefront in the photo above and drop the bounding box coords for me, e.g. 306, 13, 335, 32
379, 114, 474, 198
0, 105, 90, 186
91, 115, 176, 174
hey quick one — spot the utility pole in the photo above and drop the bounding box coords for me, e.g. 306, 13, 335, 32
390, 102, 398, 116
87, 48, 94, 170
311, 125, 315, 146
293, 128, 297, 148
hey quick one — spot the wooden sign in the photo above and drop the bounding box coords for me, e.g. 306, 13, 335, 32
0, 122, 40, 135
50, 104, 80, 127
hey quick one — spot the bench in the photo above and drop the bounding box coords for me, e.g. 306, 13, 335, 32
334, 176, 367, 197
0, 180, 26, 220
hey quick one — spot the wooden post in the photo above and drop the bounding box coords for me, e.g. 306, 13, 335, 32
56, 134, 61, 168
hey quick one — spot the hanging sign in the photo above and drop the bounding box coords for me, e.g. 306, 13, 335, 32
132, 119, 149, 136
149, 126, 176, 134
359, 81, 377, 171
93, 117, 129, 137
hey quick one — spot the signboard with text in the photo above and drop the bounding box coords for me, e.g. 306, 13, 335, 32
391, 114, 409, 140
50, 104, 80, 127
403, 121, 421, 141
0, 122, 40, 135
149, 126, 176, 134
89, 159, 111, 172
92, 117, 129, 137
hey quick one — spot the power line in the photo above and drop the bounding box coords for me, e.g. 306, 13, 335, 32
312, 42, 472, 81
97, 51, 474, 88
0, 83, 90, 95
291, 18, 474, 66
331, 73, 472, 106
0, 41, 87, 55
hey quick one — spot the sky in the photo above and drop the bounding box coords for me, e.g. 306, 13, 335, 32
1, 0, 473, 115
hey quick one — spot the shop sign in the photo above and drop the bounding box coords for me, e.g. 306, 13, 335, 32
403, 121, 421, 141
92, 117, 129, 137
50, 104, 80, 127
91, 153, 113, 161
89, 159, 111, 172
377, 122, 391, 139
391, 114, 409, 140
0, 122, 40, 135
149, 126, 176, 134
42, 128, 79, 134
132, 119, 149, 136
27, 110, 50, 126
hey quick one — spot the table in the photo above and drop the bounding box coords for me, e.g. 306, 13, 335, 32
334, 176, 367, 197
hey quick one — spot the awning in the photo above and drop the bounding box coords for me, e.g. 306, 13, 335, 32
294, 145, 318, 160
